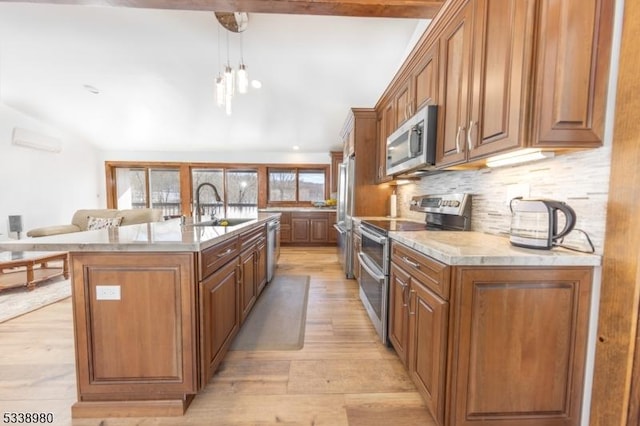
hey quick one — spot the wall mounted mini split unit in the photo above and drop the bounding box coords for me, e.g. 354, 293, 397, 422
11, 127, 62, 153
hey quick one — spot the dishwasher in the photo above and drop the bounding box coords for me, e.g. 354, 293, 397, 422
267, 219, 280, 282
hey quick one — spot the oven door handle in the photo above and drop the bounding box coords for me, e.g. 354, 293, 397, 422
358, 252, 385, 282
359, 226, 388, 245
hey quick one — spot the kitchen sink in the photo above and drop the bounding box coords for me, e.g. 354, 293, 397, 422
191, 218, 254, 227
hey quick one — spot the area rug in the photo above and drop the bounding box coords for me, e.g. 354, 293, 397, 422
0, 278, 71, 323
230, 275, 310, 351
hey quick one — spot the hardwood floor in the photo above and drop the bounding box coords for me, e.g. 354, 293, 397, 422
0, 247, 436, 425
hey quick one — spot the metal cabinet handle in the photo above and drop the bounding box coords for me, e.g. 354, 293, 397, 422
396, 277, 409, 307
409, 289, 417, 315
216, 248, 233, 258
467, 120, 477, 151
455, 125, 466, 154
401, 256, 420, 269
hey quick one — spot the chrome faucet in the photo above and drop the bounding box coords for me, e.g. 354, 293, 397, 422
195, 182, 222, 223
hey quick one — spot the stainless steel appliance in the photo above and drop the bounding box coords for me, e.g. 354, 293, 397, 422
267, 219, 280, 282
509, 198, 576, 249
358, 193, 471, 343
335, 156, 355, 277
386, 105, 438, 176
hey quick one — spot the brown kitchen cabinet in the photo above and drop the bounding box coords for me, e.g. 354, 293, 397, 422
389, 240, 594, 426
341, 108, 393, 212
199, 255, 240, 385
437, 0, 535, 167
330, 151, 343, 194
239, 225, 266, 322
286, 211, 337, 245
375, 101, 394, 183
70, 252, 199, 416
531, 0, 613, 148
391, 242, 450, 425
279, 211, 291, 243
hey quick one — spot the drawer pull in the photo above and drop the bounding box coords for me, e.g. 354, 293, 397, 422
401, 256, 420, 269
216, 248, 233, 258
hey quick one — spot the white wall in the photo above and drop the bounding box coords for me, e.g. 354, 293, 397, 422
0, 104, 100, 240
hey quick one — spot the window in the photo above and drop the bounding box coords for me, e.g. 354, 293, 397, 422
192, 168, 258, 218
113, 167, 181, 217
269, 169, 296, 202
226, 170, 258, 218
268, 168, 327, 203
192, 169, 224, 219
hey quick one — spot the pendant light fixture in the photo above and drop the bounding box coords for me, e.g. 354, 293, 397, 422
214, 12, 257, 115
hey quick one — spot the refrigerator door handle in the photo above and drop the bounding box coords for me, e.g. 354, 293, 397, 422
333, 224, 346, 234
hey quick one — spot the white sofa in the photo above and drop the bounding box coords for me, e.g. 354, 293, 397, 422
26, 208, 164, 238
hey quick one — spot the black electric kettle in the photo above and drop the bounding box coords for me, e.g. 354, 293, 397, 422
509, 198, 577, 249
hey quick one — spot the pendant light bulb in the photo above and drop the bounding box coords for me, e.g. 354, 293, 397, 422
225, 93, 232, 115
237, 63, 249, 94
224, 65, 235, 98
215, 76, 225, 107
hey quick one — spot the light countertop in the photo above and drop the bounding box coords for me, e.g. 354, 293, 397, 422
390, 230, 601, 267
0, 213, 280, 253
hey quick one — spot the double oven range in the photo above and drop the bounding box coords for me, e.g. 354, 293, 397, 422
357, 193, 472, 344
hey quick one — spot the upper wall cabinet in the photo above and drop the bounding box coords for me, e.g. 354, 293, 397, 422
377, 0, 614, 172
437, 0, 535, 167
531, 0, 614, 148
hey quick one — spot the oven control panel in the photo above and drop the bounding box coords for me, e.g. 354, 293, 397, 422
410, 193, 471, 216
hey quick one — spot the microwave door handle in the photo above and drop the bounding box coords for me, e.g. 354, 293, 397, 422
409, 125, 422, 157
358, 253, 385, 282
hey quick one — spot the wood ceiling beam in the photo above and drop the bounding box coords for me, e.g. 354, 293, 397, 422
1, 0, 444, 18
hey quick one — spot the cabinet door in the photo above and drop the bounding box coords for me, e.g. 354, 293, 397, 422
71, 253, 198, 397
449, 267, 592, 426
389, 263, 411, 367
436, 1, 473, 167
239, 248, 256, 323
531, 0, 613, 148
409, 278, 449, 426
330, 151, 344, 194
467, 0, 535, 159
200, 259, 239, 384
395, 81, 413, 126
309, 217, 329, 243
376, 102, 394, 183
414, 41, 439, 111
291, 218, 310, 243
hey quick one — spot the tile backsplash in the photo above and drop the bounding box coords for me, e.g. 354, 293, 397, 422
397, 147, 611, 254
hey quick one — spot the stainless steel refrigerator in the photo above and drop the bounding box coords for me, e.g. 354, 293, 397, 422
334, 156, 355, 278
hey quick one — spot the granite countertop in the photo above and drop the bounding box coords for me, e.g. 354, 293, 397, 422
0, 213, 281, 253
390, 230, 601, 267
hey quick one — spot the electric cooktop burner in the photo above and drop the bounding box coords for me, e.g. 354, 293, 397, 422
361, 220, 428, 233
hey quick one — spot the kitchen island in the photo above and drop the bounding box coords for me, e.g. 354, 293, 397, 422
0, 213, 280, 418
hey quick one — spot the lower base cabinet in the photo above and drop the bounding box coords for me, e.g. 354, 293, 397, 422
199, 258, 240, 384
389, 241, 593, 426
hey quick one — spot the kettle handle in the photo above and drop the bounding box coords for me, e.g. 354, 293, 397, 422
546, 201, 577, 240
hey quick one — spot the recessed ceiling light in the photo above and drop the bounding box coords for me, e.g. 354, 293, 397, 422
83, 84, 100, 95
251, 80, 262, 89
293, 146, 300, 150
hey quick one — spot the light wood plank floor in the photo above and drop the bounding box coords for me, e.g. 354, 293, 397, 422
0, 247, 436, 425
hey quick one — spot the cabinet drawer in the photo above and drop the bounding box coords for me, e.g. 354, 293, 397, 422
391, 242, 450, 299
200, 237, 239, 280
240, 225, 266, 252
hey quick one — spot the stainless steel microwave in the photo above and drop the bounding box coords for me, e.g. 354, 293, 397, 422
385, 105, 438, 176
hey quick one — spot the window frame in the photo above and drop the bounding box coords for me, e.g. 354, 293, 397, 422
267, 166, 330, 205
105, 161, 330, 215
